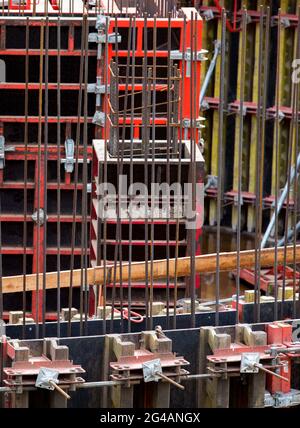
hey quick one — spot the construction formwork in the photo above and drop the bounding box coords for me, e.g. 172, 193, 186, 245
0, 3, 208, 331
0, 15, 96, 323
89, 11, 205, 318
197, 0, 300, 238
2, 319, 300, 408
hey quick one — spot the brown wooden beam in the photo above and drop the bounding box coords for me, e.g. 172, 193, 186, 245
2, 245, 300, 294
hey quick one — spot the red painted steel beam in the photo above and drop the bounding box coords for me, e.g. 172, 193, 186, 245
0, 83, 87, 90
0, 49, 97, 56
0, 214, 90, 222
0, 116, 93, 123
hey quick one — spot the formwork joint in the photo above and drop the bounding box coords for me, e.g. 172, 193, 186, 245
32, 209, 47, 226
61, 139, 91, 173
95, 14, 110, 31
88, 32, 121, 44
0, 136, 15, 169
182, 117, 205, 129
92, 111, 106, 127
87, 83, 110, 95
171, 49, 208, 77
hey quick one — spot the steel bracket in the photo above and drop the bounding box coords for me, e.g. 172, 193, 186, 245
88, 32, 121, 44
0, 136, 15, 169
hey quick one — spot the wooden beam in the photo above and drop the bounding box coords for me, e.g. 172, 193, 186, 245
2, 245, 300, 294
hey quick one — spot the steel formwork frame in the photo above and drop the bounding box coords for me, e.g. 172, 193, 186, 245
0, 7, 205, 325
0, 16, 97, 322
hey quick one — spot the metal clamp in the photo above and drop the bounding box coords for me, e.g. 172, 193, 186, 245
271, 16, 291, 28
240, 352, 289, 382
229, 103, 248, 116
88, 32, 121, 44
170, 48, 208, 77
95, 14, 110, 31
32, 209, 47, 226
182, 117, 205, 129
142, 358, 184, 390
234, 193, 244, 207
92, 111, 106, 127
267, 109, 285, 122
204, 175, 218, 192
170, 48, 208, 62
142, 359, 162, 383
62, 139, 75, 173
0, 136, 15, 169
87, 82, 110, 95
201, 9, 215, 21
61, 139, 91, 173
36, 367, 71, 400
240, 352, 260, 373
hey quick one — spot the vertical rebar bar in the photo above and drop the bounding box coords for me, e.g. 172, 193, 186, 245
42, 16, 49, 337
22, 16, 29, 339
57, 15, 61, 338
215, 9, 226, 327
236, 8, 247, 324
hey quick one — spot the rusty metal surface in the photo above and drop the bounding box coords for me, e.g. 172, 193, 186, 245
110, 350, 189, 371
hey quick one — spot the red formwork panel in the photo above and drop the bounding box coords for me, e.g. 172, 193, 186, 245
0, 8, 204, 319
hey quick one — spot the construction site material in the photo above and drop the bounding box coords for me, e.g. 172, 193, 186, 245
199, 320, 300, 408
2, 319, 300, 408
2, 337, 85, 407
1, 244, 300, 294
